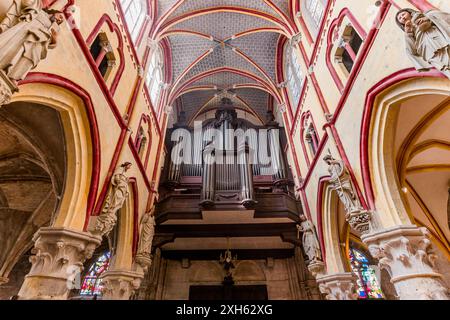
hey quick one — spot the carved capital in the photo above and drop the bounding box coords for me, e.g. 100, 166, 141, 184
363, 225, 449, 300
0, 71, 18, 106
316, 273, 358, 300
100, 270, 144, 300
18, 228, 101, 300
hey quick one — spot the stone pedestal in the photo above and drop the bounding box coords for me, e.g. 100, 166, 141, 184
307, 261, 326, 278
316, 273, 358, 300
0, 70, 18, 106
363, 225, 449, 300
18, 227, 102, 300
100, 270, 144, 300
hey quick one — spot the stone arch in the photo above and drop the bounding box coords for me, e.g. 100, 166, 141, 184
319, 181, 349, 275
16, 74, 100, 230
189, 261, 223, 283
233, 261, 266, 282
0, 76, 99, 297
110, 181, 138, 270
364, 75, 450, 235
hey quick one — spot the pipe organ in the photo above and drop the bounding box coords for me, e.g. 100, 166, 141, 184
165, 102, 289, 209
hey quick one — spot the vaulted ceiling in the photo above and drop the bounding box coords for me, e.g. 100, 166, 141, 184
152, 0, 296, 125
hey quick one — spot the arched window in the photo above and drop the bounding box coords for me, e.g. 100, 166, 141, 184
146, 47, 164, 108
80, 251, 111, 296
348, 247, 384, 299
120, 0, 147, 42
305, 0, 325, 28
284, 44, 304, 115
305, 123, 319, 157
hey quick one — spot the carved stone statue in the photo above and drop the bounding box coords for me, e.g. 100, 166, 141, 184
324, 154, 363, 214
94, 162, 132, 238
0, 0, 65, 82
297, 215, 322, 263
396, 8, 450, 79
135, 208, 156, 269
324, 153, 372, 234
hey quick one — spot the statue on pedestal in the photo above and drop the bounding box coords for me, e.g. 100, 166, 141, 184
0, 0, 64, 105
396, 8, 450, 79
135, 208, 156, 270
0, 0, 65, 82
94, 162, 132, 238
297, 215, 322, 263
324, 153, 372, 234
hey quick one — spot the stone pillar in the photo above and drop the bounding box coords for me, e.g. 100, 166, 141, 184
363, 225, 449, 300
0, 70, 18, 106
18, 227, 101, 300
100, 270, 144, 300
316, 273, 358, 300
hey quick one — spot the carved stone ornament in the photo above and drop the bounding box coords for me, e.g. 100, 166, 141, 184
324, 153, 372, 234
100, 269, 144, 300
17, 227, 102, 300
135, 209, 156, 271
363, 225, 449, 300
316, 273, 358, 300
0, 0, 65, 83
92, 162, 132, 238
0, 70, 18, 106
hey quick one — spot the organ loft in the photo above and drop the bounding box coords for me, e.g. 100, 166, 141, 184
0, 0, 448, 301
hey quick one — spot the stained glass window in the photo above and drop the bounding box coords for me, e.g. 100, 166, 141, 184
80, 251, 111, 296
349, 247, 384, 299
305, 0, 325, 27
120, 0, 147, 42
284, 44, 304, 115
146, 47, 164, 109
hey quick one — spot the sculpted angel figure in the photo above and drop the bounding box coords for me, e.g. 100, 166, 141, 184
297, 215, 322, 263
396, 8, 450, 79
95, 162, 132, 237
0, 0, 64, 82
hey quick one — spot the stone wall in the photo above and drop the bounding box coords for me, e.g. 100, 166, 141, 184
161, 259, 294, 300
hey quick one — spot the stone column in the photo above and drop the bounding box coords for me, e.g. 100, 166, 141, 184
100, 270, 144, 300
0, 70, 18, 106
363, 225, 449, 300
316, 273, 358, 300
18, 227, 101, 300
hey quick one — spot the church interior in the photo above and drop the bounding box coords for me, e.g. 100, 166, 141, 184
0, 0, 448, 301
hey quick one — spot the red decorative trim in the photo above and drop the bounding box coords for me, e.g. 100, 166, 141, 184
86, 14, 125, 96
128, 136, 152, 191
359, 68, 444, 210
407, 0, 436, 11
316, 176, 331, 266
64, 10, 128, 130
19, 73, 101, 230
128, 178, 140, 256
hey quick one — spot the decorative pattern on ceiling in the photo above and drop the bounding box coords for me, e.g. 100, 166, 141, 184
154, 0, 296, 124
